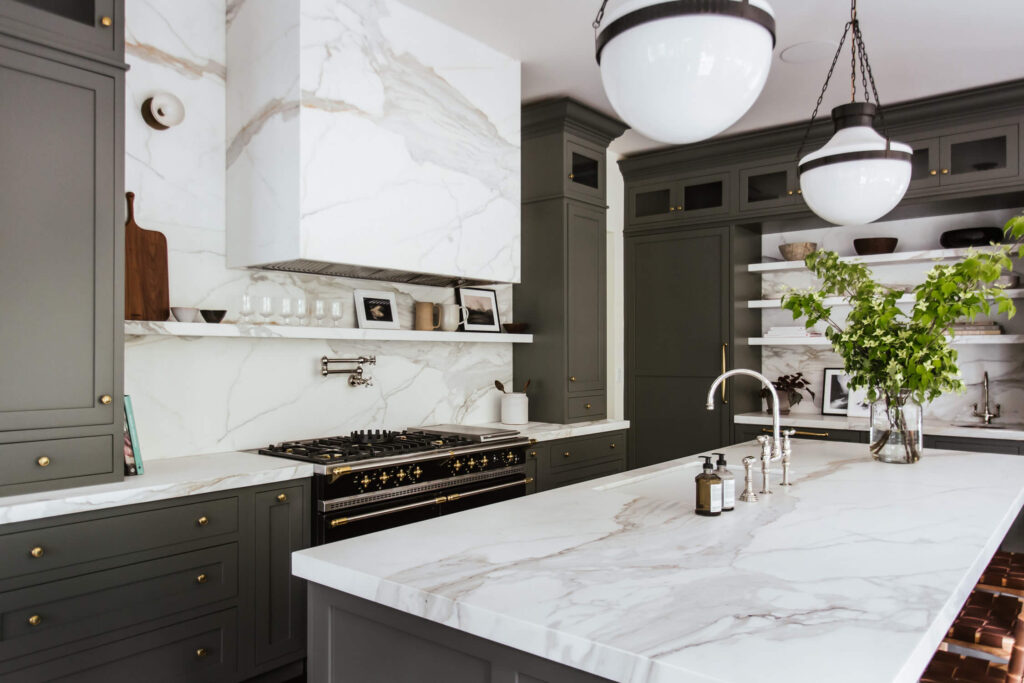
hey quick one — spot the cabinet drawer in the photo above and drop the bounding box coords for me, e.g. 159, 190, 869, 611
0, 497, 239, 582
545, 456, 626, 491
748, 425, 864, 443
568, 395, 606, 419
7, 608, 238, 683
0, 544, 238, 659
0, 435, 114, 486
546, 432, 624, 475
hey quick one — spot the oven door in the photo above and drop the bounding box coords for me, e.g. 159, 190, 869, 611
439, 474, 529, 515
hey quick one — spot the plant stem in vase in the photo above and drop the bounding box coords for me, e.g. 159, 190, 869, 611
869, 390, 922, 464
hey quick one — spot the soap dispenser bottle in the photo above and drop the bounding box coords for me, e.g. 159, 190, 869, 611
695, 455, 722, 517
715, 453, 735, 512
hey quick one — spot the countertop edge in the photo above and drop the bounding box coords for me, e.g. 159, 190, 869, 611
733, 412, 1024, 441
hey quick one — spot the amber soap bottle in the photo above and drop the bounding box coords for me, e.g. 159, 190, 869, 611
695, 455, 723, 517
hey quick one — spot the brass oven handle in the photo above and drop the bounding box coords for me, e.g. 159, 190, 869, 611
721, 343, 728, 404
761, 427, 829, 438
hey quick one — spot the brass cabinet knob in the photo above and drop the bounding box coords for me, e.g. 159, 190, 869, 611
563, 451, 571, 458
568, 173, 575, 180
27, 614, 41, 626
100, 16, 113, 27
668, 206, 675, 211
941, 168, 950, 174
569, 376, 576, 382
796, 189, 802, 195
99, 395, 112, 405
676, 205, 683, 210
195, 648, 209, 659
786, 190, 794, 196
929, 169, 938, 176
276, 493, 287, 502
529, 450, 537, 457
30, 546, 44, 558
196, 573, 208, 584
37, 456, 50, 467
196, 516, 209, 527
610, 443, 616, 449
585, 403, 592, 409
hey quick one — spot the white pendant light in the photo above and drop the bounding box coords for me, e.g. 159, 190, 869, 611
594, 0, 776, 144
796, 0, 912, 226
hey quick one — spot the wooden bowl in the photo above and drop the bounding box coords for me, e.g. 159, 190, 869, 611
778, 242, 817, 261
503, 322, 529, 333
853, 238, 898, 255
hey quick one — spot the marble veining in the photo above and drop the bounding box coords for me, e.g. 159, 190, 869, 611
0, 452, 312, 526
293, 441, 1024, 683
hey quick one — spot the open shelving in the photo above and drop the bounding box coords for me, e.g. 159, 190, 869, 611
748, 334, 1024, 346
124, 321, 533, 344
746, 289, 1024, 309
747, 246, 1007, 274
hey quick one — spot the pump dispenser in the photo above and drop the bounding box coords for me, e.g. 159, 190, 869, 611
695, 455, 723, 517
715, 453, 735, 512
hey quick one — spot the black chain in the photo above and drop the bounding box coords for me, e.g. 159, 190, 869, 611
856, 23, 890, 140
593, 0, 609, 29
795, 21, 852, 162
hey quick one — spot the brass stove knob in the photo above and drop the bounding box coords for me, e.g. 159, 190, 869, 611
360, 475, 372, 487
480, 456, 488, 466
453, 461, 462, 471
413, 466, 423, 477
378, 472, 390, 484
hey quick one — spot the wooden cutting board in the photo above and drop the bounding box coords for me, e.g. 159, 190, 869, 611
124, 191, 169, 321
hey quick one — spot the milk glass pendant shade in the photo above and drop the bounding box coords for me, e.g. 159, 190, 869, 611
595, 0, 776, 144
799, 103, 912, 226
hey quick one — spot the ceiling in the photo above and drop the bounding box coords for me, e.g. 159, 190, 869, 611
400, 0, 1024, 156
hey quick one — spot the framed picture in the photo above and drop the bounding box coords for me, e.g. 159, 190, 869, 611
456, 287, 501, 332
847, 386, 871, 417
822, 368, 851, 416
123, 395, 144, 476
354, 290, 400, 329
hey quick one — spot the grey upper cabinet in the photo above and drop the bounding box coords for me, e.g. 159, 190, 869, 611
516, 98, 626, 424
0, 0, 123, 63
0, 4, 125, 495
903, 120, 1020, 197
738, 158, 804, 214
626, 170, 730, 228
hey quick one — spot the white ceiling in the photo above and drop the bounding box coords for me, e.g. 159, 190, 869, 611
400, 0, 1024, 156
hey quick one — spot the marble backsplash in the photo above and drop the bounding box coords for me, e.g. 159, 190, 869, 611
760, 209, 1024, 423
125, 0, 515, 460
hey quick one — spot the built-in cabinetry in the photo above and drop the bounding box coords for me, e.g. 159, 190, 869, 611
0, 0, 125, 496
526, 431, 628, 493
733, 422, 1023, 454
515, 99, 627, 424
733, 423, 867, 444
0, 480, 310, 682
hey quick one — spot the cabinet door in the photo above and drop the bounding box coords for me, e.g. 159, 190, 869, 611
904, 136, 942, 194
253, 484, 307, 666
626, 227, 730, 469
739, 161, 801, 212
0, 0, 121, 61
566, 202, 606, 395
0, 45, 117, 434
628, 180, 677, 226
939, 123, 1020, 186
564, 138, 605, 204
680, 172, 729, 219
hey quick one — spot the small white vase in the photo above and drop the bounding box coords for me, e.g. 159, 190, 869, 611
500, 393, 528, 425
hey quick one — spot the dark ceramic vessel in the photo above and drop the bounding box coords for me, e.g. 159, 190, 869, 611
853, 237, 898, 255
200, 309, 227, 324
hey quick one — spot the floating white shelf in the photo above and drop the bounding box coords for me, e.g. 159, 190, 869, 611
748, 247, 1006, 273
748, 334, 1024, 346
124, 321, 533, 344
747, 289, 1024, 309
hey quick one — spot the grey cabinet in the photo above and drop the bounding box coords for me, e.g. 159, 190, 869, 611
0, 5, 125, 496
738, 159, 804, 213
533, 431, 627, 493
924, 435, 1021, 455
0, 480, 311, 682
627, 171, 730, 227
733, 423, 867, 444
904, 121, 1020, 197
516, 99, 625, 424
0, 0, 123, 63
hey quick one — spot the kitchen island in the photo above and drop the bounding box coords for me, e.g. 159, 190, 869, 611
292, 440, 1024, 683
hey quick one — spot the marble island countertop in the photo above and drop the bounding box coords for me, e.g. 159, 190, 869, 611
293, 440, 1024, 683
735, 411, 1024, 441
0, 452, 313, 525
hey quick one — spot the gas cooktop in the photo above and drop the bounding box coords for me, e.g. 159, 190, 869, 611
258, 430, 477, 464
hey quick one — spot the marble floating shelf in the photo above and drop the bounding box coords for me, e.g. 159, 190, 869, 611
748, 246, 1007, 273
747, 288, 1024, 308
124, 321, 533, 344
749, 334, 1024, 346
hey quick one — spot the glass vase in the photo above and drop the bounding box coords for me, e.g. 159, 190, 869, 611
868, 390, 923, 464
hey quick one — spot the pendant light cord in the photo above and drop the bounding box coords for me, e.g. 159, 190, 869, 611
795, 17, 851, 161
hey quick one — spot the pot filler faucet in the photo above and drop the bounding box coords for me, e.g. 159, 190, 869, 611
706, 369, 792, 495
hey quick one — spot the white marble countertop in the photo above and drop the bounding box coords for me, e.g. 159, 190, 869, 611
472, 419, 630, 442
0, 452, 313, 526
735, 411, 1024, 441
293, 440, 1024, 683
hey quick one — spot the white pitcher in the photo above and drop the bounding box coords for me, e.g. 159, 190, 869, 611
438, 303, 465, 332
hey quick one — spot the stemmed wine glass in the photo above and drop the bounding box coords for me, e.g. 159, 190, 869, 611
295, 297, 308, 326
280, 298, 294, 326
314, 300, 326, 327
240, 294, 254, 323
330, 301, 343, 327
259, 296, 273, 324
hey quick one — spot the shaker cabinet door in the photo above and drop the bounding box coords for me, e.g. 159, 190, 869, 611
565, 202, 606, 395
0, 45, 117, 434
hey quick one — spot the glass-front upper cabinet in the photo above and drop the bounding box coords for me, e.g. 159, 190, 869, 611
0, 0, 120, 59
904, 137, 941, 194
738, 160, 803, 213
941, 124, 1019, 186
564, 139, 605, 203
627, 172, 729, 227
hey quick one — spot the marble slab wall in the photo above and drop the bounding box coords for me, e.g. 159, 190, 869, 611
125, 1, 513, 460
760, 209, 1024, 423
226, 0, 521, 284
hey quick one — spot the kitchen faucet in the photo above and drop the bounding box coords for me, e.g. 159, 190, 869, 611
972, 371, 1000, 425
706, 369, 783, 494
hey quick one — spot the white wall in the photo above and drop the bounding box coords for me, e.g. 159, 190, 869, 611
124, 1, 514, 460
606, 151, 625, 420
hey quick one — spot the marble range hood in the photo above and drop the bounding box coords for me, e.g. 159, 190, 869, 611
226, 0, 522, 286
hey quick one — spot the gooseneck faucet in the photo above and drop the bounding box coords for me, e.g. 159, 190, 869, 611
706, 369, 783, 461
972, 371, 1001, 425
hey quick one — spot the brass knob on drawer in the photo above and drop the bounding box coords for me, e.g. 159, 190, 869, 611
569, 376, 576, 382
100, 16, 113, 27
941, 168, 950, 174
276, 493, 287, 502
196, 573, 208, 584
30, 546, 44, 558
929, 169, 938, 176
195, 648, 209, 659
563, 451, 571, 458
27, 614, 41, 626
196, 516, 209, 527
610, 443, 616, 449
37, 456, 50, 467
585, 403, 592, 409
99, 395, 112, 405
529, 450, 537, 457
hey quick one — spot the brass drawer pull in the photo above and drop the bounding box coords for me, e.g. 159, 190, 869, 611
276, 493, 287, 502
195, 573, 208, 584
563, 451, 571, 458
529, 450, 537, 457
27, 614, 41, 626
30, 546, 44, 559
195, 647, 209, 659
100, 16, 113, 27
585, 403, 592, 409
196, 516, 209, 527
610, 443, 616, 449
99, 395, 112, 405
37, 456, 50, 467
760, 427, 829, 438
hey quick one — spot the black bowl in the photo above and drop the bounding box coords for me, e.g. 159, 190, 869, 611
853, 237, 898, 255
939, 227, 1004, 248
200, 309, 227, 324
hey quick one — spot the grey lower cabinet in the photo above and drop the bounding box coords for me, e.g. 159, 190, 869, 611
733, 424, 1023, 454
0, 479, 311, 682
733, 423, 867, 444
528, 431, 627, 493
0, 6, 126, 496
923, 435, 1022, 455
